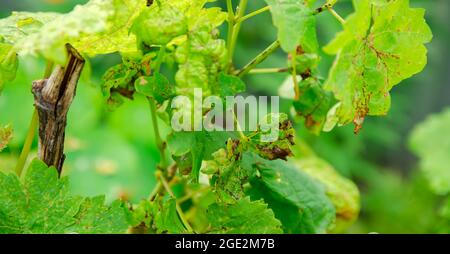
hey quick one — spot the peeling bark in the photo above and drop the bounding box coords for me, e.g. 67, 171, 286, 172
32, 44, 85, 174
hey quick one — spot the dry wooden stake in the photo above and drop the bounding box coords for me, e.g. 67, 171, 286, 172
32, 44, 85, 175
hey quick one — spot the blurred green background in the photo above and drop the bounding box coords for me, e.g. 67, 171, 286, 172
0, 0, 449, 233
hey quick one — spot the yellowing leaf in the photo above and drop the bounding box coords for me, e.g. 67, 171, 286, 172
324, 0, 432, 131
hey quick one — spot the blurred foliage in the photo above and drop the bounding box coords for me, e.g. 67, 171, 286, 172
0, 0, 449, 233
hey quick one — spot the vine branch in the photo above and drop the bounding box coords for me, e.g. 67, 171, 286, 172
236, 40, 281, 77
15, 61, 55, 176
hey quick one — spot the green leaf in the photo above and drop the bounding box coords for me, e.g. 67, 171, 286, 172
167, 131, 234, 182
0, 11, 59, 45
0, 0, 146, 64
0, 159, 129, 233
0, 43, 18, 93
265, 0, 318, 53
206, 197, 282, 234
75, 0, 146, 57
293, 78, 334, 134
154, 198, 186, 234
126, 200, 154, 229
217, 73, 246, 98
135, 73, 175, 104
0, 124, 13, 152
293, 157, 360, 233
243, 152, 335, 233
409, 108, 450, 195
174, 2, 227, 97
323, 0, 432, 130
131, 1, 188, 47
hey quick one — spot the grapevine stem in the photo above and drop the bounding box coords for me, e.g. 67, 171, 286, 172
148, 181, 162, 201
233, 112, 249, 142
236, 40, 280, 77
15, 61, 54, 177
148, 46, 167, 169
291, 50, 300, 100
148, 98, 167, 169
313, 2, 335, 15
329, 8, 346, 25
313, 2, 345, 25
228, 0, 248, 69
247, 67, 290, 74
154, 46, 165, 73
226, 0, 235, 71
15, 110, 38, 176
159, 173, 194, 233
236, 5, 270, 24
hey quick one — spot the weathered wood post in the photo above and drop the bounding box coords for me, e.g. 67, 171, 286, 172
32, 44, 85, 174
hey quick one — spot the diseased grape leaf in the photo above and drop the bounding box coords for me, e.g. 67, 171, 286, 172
0, 125, 13, 152
323, 0, 432, 132
206, 197, 282, 234
167, 131, 235, 182
135, 73, 175, 104
293, 157, 360, 233
248, 113, 296, 161
203, 147, 252, 204
293, 78, 334, 134
126, 200, 154, 229
242, 152, 335, 233
101, 52, 146, 110
265, 0, 318, 53
409, 108, 450, 195
0, 159, 129, 234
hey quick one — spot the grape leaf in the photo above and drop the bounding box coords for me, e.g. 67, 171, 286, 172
242, 152, 335, 233
248, 113, 296, 161
174, 2, 227, 97
0, 43, 18, 93
203, 147, 252, 204
293, 157, 360, 232
206, 197, 283, 234
135, 73, 175, 104
0, 159, 128, 234
0, 124, 13, 152
131, 1, 188, 47
154, 198, 187, 234
323, 0, 432, 131
126, 200, 154, 229
167, 131, 234, 182
0, 11, 59, 45
217, 73, 246, 98
409, 108, 450, 195
75, 0, 146, 57
293, 78, 334, 134
265, 0, 318, 53
101, 52, 145, 110
0, 0, 146, 64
